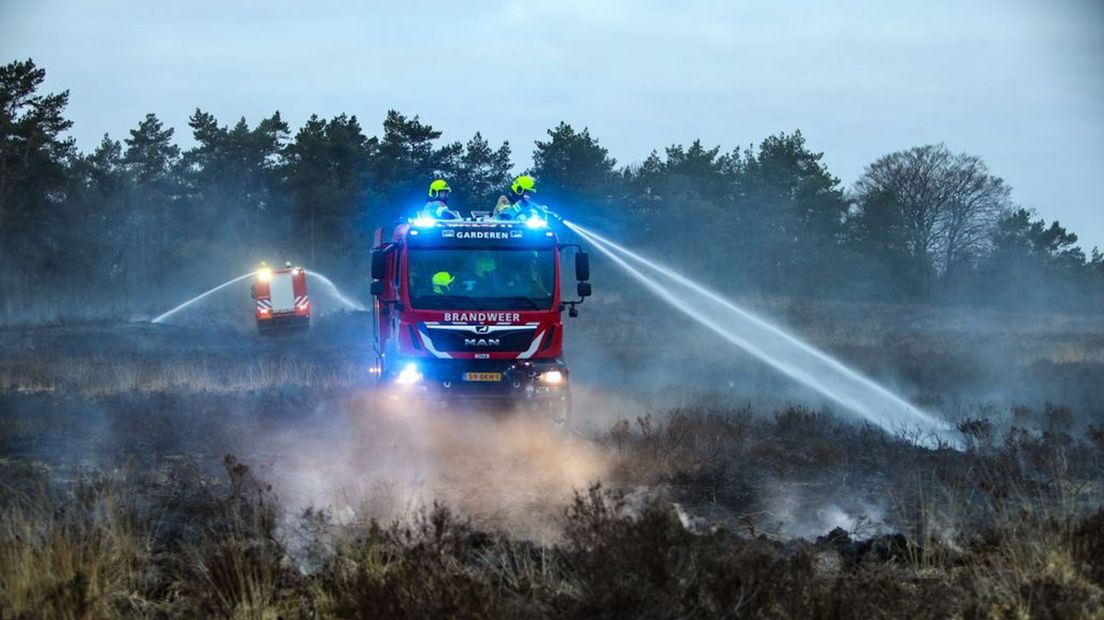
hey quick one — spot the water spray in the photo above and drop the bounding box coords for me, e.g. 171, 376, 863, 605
151, 272, 255, 324
561, 220, 955, 446
570, 223, 937, 416
307, 271, 366, 311
151, 269, 365, 324
565, 224, 880, 417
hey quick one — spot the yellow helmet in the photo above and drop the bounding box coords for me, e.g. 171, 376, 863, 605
511, 175, 536, 196
428, 179, 451, 199
432, 271, 455, 293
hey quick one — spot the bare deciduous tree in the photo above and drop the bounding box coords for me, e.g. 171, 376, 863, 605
853, 144, 1010, 285
936, 152, 1009, 275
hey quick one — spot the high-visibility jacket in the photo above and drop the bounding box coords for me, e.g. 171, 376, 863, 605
424, 201, 460, 220
493, 202, 523, 220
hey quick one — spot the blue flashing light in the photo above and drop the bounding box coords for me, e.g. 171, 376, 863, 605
412, 215, 437, 228
396, 362, 423, 385
525, 216, 547, 229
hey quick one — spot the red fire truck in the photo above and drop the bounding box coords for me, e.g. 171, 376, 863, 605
251, 262, 311, 331
369, 213, 591, 427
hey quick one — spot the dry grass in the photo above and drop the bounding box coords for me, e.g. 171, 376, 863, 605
0, 480, 153, 618
2, 311, 1104, 617
0, 354, 365, 396
3, 403, 1104, 618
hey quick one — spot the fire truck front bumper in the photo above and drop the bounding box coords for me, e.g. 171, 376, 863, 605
378, 359, 569, 405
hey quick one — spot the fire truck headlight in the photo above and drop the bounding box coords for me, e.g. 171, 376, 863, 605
525, 216, 547, 229
396, 363, 423, 385
257, 268, 272, 282
538, 370, 564, 385
412, 216, 437, 228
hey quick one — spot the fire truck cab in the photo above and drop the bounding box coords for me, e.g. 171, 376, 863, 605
252, 263, 311, 331
369, 214, 591, 427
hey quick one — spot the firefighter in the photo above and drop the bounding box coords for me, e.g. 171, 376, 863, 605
494, 175, 540, 220
432, 271, 455, 294
474, 255, 497, 279
468, 255, 498, 294
423, 179, 460, 220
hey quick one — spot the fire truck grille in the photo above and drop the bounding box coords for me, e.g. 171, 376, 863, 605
418, 324, 542, 354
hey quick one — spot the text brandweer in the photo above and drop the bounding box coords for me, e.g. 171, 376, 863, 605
443, 312, 521, 322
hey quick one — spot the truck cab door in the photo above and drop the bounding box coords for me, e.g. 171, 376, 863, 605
371, 244, 399, 364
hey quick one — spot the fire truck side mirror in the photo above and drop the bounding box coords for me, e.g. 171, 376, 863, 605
577, 282, 592, 298
370, 280, 385, 296
575, 251, 590, 282
371, 250, 386, 280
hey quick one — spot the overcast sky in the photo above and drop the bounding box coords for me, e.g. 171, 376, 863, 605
3, 0, 1102, 247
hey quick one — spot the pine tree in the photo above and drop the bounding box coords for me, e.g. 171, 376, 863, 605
0, 58, 74, 252
283, 114, 372, 267
531, 122, 619, 227
367, 110, 461, 219
182, 109, 290, 263
452, 132, 512, 216
738, 131, 849, 296
123, 114, 181, 305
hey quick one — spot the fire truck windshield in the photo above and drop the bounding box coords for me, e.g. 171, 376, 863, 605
408, 248, 555, 311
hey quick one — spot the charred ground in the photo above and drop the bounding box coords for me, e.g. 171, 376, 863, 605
2, 307, 1104, 618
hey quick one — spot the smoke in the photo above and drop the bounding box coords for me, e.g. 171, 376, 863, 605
765, 484, 891, 539
256, 396, 611, 543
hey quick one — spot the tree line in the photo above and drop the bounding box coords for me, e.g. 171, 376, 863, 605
2, 59, 1101, 319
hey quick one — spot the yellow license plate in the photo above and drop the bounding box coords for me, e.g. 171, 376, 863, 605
463, 372, 502, 382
